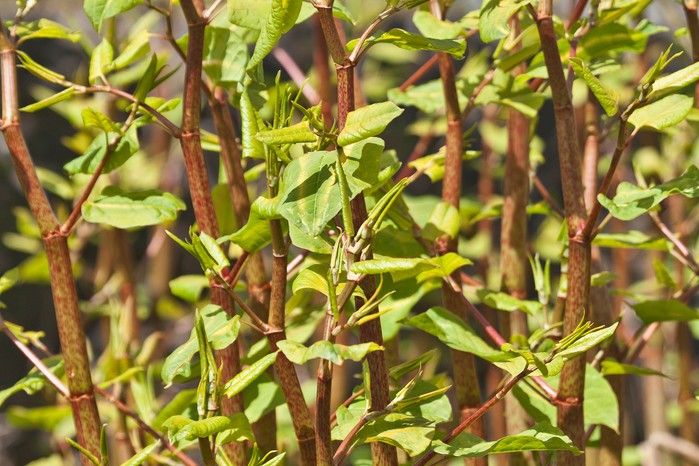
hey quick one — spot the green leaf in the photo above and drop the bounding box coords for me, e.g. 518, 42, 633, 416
628, 94, 693, 131
20, 87, 75, 113
64, 126, 139, 175
203, 27, 248, 85
388, 79, 459, 114
338, 102, 403, 147
151, 389, 196, 431
243, 373, 284, 423
16, 51, 65, 84
112, 29, 151, 70
555, 322, 619, 361
433, 422, 581, 457
14, 19, 81, 43
569, 57, 619, 116
6, 405, 72, 431
593, 231, 668, 250
405, 307, 510, 362
224, 351, 279, 397
0, 358, 64, 407
89, 39, 114, 84
476, 289, 542, 314
247, 0, 303, 70
416, 253, 473, 282
342, 137, 384, 197
162, 305, 241, 385
584, 365, 619, 432
82, 186, 185, 229
650, 60, 699, 99
479, 0, 531, 43
632, 300, 699, 323
278, 150, 341, 236
413, 11, 464, 40
173, 416, 242, 442
84, 0, 144, 32
214, 413, 254, 444
82, 108, 122, 134
601, 360, 668, 377
169, 275, 209, 303
598, 166, 699, 221
256, 121, 318, 145
347, 28, 466, 60
122, 441, 160, 466
358, 413, 434, 457
277, 340, 383, 365
222, 206, 273, 253
350, 257, 434, 281
591, 272, 617, 287
420, 202, 461, 241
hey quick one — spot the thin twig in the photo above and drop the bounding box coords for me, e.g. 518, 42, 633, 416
533, 173, 565, 218
272, 47, 321, 105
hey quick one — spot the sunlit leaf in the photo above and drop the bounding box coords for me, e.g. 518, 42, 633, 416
82, 186, 185, 229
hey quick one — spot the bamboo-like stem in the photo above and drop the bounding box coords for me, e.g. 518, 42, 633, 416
316, 307, 335, 465
209, 88, 277, 454
313, 16, 334, 126
177, 3, 247, 463
314, 5, 398, 465
0, 29, 102, 465
582, 96, 623, 466
267, 218, 317, 466
534, 3, 589, 461
429, 3, 485, 462
500, 16, 532, 466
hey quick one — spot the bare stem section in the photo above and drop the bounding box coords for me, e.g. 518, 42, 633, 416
534, 2, 590, 463
178, 2, 246, 463
0, 28, 101, 465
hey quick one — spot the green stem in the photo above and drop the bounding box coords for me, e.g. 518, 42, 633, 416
534, 3, 589, 462
0, 29, 102, 465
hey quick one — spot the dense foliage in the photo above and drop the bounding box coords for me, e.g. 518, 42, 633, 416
1, 0, 699, 465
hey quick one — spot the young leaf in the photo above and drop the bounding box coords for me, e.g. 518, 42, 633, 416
14, 19, 81, 44
338, 102, 404, 147
650, 60, 699, 99
347, 29, 466, 60
16, 51, 66, 84
628, 94, 693, 131
256, 121, 318, 145
121, 441, 161, 466
173, 416, 240, 442
247, 0, 303, 70
224, 351, 279, 397
82, 187, 185, 229
276, 340, 383, 365
569, 57, 619, 116
89, 39, 114, 84
20, 87, 75, 113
